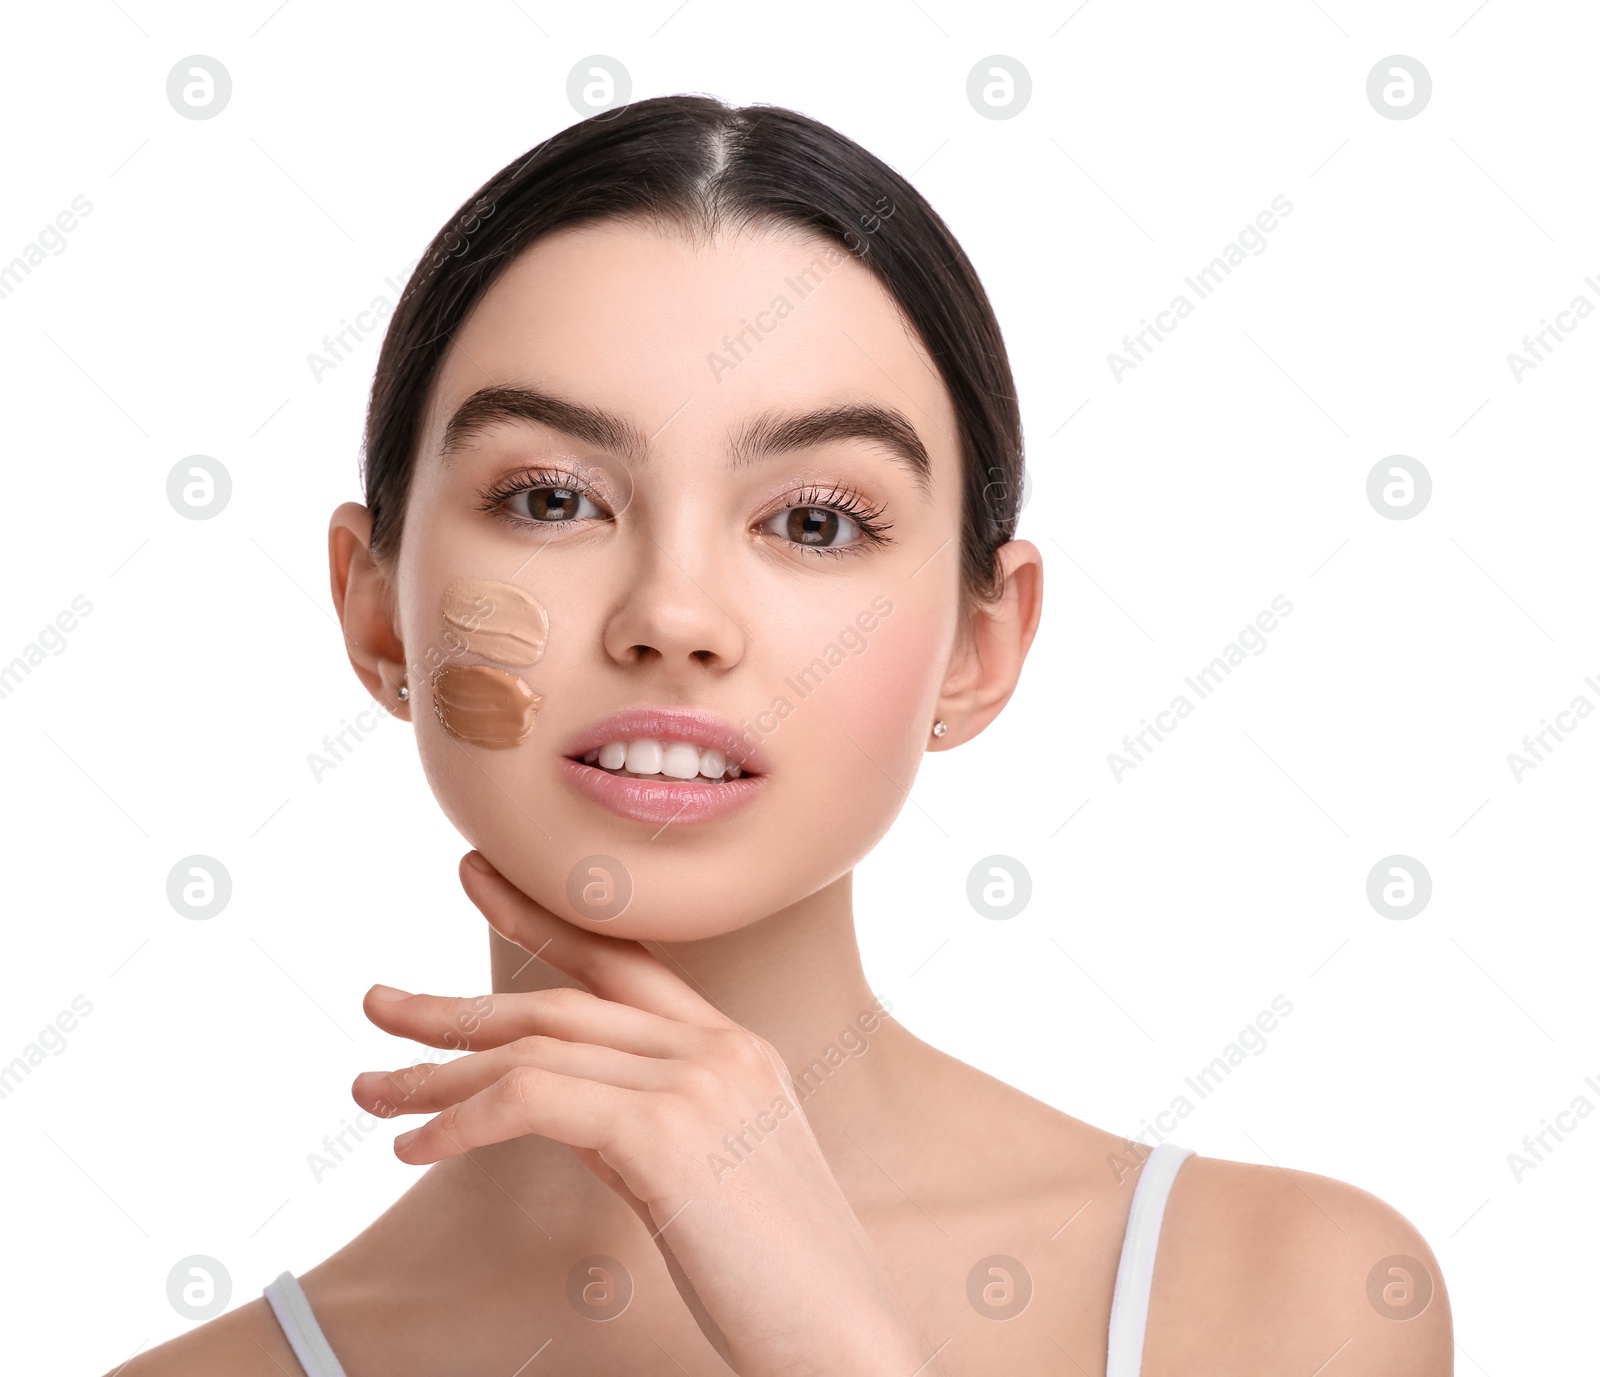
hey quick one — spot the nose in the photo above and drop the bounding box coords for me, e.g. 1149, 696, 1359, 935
601, 523, 747, 676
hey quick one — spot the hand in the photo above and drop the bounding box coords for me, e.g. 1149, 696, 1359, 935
351, 851, 930, 1377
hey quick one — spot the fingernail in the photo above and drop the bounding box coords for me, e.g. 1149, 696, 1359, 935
463, 851, 495, 875
369, 983, 412, 1002
394, 1127, 420, 1150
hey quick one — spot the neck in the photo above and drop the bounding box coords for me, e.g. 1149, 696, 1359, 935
487, 869, 918, 1140
393, 871, 936, 1283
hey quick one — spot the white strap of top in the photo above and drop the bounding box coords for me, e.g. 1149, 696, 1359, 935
1105, 1142, 1194, 1377
263, 1271, 349, 1377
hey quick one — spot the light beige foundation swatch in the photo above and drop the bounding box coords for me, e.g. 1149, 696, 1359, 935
441, 577, 549, 667
432, 664, 542, 748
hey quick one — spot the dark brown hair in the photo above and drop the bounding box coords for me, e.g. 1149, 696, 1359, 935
361, 93, 1024, 605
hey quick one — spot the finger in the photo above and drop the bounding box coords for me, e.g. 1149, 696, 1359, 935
460, 852, 729, 1027
392, 1063, 640, 1166
361, 984, 701, 1059
352, 1036, 674, 1117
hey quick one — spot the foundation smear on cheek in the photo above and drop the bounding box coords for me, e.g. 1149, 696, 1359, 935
432, 664, 542, 748
441, 577, 549, 666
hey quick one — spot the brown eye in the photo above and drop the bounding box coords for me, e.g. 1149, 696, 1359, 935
503, 485, 606, 524
764, 505, 860, 548
531, 488, 582, 522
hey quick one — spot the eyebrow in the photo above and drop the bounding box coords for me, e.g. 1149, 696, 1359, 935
438, 384, 932, 497
441, 384, 649, 467
731, 401, 932, 498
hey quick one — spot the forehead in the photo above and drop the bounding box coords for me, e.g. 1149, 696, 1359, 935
420, 218, 959, 470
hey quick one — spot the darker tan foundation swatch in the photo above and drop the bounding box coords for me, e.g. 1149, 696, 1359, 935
441, 577, 549, 666
432, 664, 542, 748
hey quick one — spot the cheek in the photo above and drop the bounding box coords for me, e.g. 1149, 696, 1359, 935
432, 664, 541, 747
666, 600, 945, 938
839, 603, 946, 756
402, 561, 559, 822
781, 598, 948, 838
441, 576, 550, 665
426, 575, 551, 747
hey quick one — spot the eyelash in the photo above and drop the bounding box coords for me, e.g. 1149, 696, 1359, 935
768, 482, 894, 559
475, 467, 895, 558
475, 466, 595, 521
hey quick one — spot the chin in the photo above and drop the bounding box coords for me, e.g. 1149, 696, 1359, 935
561, 856, 800, 942
480, 843, 841, 944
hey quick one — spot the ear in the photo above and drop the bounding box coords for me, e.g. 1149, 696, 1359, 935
930, 539, 1043, 750
328, 501, 411, 721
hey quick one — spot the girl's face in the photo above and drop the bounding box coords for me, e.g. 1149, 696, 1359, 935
388, 219, 971, 940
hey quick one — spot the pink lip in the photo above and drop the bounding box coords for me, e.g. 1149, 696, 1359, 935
558, 756, 766, 826
558, 705, 772, 827
561, 706, 772, 775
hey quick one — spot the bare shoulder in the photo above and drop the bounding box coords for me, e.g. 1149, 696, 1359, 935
1142, 1153, 1452, 1377
99, 1295, 302, 1377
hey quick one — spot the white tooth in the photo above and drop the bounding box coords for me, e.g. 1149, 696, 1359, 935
698, 747, 726, 779
583, 748, 600, 764
661, 742, 701, 779
598, 740, 627, 770
625, 739, 664, 775
727, 764, 742, 778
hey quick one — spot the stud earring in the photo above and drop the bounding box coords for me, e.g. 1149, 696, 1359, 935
396, 680, 410, 701
931, 719, 948, 738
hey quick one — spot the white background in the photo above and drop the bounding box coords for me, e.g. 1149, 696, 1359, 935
1, 2, 1594, 1371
